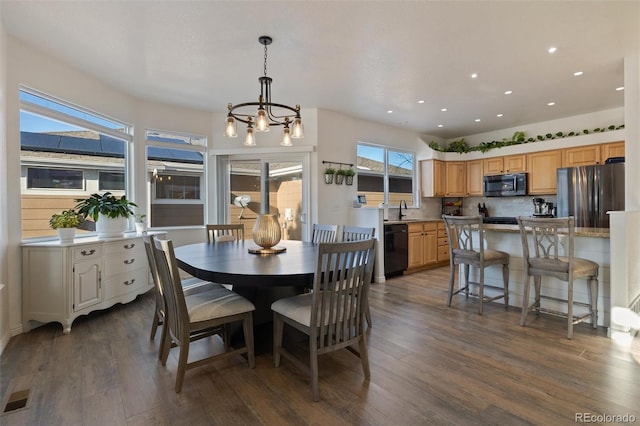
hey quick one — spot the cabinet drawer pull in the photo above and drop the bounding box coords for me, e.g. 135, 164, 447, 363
124, 279, 136, 286
124, 243, 135, 249
81, 249, 96, 256
124, 259, 135, 265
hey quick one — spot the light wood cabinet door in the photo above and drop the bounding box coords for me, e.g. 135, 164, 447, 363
423, 229, 438, 264
601, 141, 625, 160
407, 231, 424, 269
445, 161, 466, 196
527, 150, 562, 194
420, 160, 446, 197
562, 145, 601, 167
466, 160, 483, 196
504, 154, 526, 172
483, 157, 504, 175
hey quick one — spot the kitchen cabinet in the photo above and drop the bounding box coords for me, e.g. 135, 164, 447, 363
483, 154, 526, 175
445, 161, 467, 196
407, 222, 438, 270
601, 141, 625, 160
420, 160, 446, 197
22, 233, 161, 334
562, 145, 601, 167
466, 159, 483, 196
527, 150, 562, 194
437, 222, 450, 263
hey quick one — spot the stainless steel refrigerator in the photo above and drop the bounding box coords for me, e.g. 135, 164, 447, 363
556, 162, 624, 228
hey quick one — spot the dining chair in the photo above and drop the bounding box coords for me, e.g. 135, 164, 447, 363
151, 236, 256, 392
339, 225, 376, 326
341, 225, 375, 242
442, 215, 510, 315
271, 239, 377, 401
311, 223, 339, 243
205, 223, 244, 243
517, 216, 598, 339
143, 235, 223, 346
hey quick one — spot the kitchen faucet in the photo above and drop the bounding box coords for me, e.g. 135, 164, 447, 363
398, 200, 408, 220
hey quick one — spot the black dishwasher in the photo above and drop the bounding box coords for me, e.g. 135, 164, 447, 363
384, 223, 408, 278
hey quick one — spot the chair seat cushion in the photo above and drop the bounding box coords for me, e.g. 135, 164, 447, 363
453, 248, 508, 262
529, 256, 598, 276
181, 278, 224, 296
271, 293, 356, 327
186, 287, 255, 322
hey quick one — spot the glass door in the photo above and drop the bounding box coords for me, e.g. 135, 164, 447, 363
227, 154, 307, 241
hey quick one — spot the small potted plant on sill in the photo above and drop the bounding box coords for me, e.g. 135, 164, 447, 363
324, 167, 336, 184
335, 168, 347, 185
75, 192, 137, 238
134, 213, 147, 233
49, 209, 82, 242
344, 168, 356, 185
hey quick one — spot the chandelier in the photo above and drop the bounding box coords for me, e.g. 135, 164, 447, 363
224, 36, 304, 147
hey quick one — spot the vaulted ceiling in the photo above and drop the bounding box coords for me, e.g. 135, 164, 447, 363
2, 1, 638, 139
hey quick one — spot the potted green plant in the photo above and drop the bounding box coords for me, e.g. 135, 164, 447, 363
49, 209, 82, 242
344, 168, 356, 185
324, 167, 336, 184
134, 212, 147, 233
335, 168, 347, 185
75, 192, 137, 238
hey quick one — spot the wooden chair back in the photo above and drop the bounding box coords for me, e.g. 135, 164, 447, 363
341, 225, 375, 242
206, 223, 244, 243
311, 223, 339, 243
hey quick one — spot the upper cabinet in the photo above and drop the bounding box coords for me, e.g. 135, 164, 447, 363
466, 159, 483, 196
601, 141, 625, 160
562, 145, 601, 167
483, 154, 526, 175
420, 160, 446, 197
527, 150, 562, 195
445, 161, 467, 197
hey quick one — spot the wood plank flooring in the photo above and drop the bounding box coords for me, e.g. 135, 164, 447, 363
2, 266, 639, 425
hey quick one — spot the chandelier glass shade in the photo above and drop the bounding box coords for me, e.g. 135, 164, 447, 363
225, 36, 304, 147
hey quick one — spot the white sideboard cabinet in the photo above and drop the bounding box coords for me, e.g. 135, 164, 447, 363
22, 232, 164, 334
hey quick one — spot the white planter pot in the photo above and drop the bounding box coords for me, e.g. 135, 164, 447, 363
96, 214, 128, 238
57, 228, 76, 242
135, 222, 147, 233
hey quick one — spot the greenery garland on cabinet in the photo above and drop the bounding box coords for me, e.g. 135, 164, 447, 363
428, 124, 625, 154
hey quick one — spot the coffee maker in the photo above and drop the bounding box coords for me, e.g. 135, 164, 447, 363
532, 197, 554, 217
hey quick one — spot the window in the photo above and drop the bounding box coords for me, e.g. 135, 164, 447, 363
146, 130, 207, 227
27, 168, 84, 189
356, 143, 416, 207
19, 87, 132, 239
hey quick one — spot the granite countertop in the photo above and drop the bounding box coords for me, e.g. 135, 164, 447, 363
481, 224, 610, 238
383, 218, 442, 225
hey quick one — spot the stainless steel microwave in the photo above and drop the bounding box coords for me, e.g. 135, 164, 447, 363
483, 173, 527, 197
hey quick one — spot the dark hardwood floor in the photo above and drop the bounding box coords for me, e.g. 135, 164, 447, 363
2, 266, 639, 425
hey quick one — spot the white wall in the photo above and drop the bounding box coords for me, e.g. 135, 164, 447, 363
0, 5, 10, 353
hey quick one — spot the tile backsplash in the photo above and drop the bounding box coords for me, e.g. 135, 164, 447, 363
407, 195, 558, 219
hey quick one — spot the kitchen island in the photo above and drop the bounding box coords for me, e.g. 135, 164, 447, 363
465, 224, 611, 328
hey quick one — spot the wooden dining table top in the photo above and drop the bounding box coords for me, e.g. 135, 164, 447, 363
174, 239, 319, 288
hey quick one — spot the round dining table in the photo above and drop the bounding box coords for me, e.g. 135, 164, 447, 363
174, 239, 319, 352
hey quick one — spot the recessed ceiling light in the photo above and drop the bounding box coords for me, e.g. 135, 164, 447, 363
548, 46, 557, 54
437, 124, 444, 128
547, 102, 556, 106
417, 100, 425, 104
616, 86, 625, 91
496, 114, 503, 117
440, 108, 448, 112
504, 90, 513, 95
475, 119, 481, 122
573, 71, 584, 76
387, 110, 393, 114
471, 73, 478, 79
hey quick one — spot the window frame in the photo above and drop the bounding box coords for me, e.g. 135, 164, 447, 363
356, 142, 418, 207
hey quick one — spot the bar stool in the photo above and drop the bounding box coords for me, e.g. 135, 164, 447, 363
517, 216, 598, 339
442, 215, 510, 315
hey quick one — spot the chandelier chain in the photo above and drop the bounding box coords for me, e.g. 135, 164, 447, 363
263, 43, 268, 77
